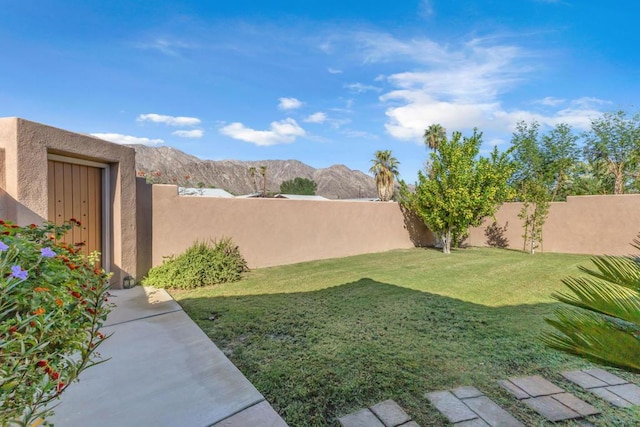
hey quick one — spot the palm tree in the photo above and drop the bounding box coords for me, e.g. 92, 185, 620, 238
424, 124, 446, 152
259, 165, 267, 197
369, 150, 399, 201
248, 167, 258, 193
541, 235, 640, 373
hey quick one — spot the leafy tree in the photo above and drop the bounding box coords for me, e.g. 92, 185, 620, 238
510, 121, 580, 253
542, 123, 581, 201
583, 110, 640, 194
280, 177, 318, 195
542, 235, 640, 373
400, 129, 513, 254
424, 124, 446, 152
369, 150, 400, 201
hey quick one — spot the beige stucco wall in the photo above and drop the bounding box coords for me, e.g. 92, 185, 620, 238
149, 184, 432, 270
467, 195, 640, 255
0, 117, 138, 287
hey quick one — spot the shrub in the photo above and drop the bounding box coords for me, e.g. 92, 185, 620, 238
143, 238, 248, 290
0, 220, 112, 426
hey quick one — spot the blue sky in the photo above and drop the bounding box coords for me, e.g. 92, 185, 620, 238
1, 1, 638, 181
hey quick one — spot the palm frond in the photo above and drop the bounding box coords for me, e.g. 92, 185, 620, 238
554, 276, 640, 324
543, 234, 640, 373
578, 255, 640, 290
542, 307, 640, 372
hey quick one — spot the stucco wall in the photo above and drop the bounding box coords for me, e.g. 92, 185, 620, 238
0, 117, 138, 287
149, 184, 433, 270
467, 195, 640, 255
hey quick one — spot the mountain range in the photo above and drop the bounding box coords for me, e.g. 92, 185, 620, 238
129, 145, 378, 199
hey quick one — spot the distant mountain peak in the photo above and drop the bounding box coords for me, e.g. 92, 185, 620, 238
129, 145, 377, 199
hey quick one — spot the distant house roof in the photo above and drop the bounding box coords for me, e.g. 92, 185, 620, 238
178, 187, 234, 198
235, 192, 262, 198
274, 194, 328, 201
340, 197, 381, 202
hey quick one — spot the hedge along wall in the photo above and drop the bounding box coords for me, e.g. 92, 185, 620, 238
145, 184, 434, 271
466, 194, 640, 256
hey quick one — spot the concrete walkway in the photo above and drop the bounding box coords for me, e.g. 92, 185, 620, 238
50, 286, 287, 427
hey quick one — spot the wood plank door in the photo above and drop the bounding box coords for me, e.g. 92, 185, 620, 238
48, 159, 103, 267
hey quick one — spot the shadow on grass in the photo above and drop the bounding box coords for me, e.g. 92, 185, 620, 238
177, 278, 640, 427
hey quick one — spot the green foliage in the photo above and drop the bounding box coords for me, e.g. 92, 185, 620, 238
510, 121, 580, 253
542, 235, 640, 373
583, 110, 640, 194
517, 179, 549, 254
369, 150, 400, 201
401, 128, 514, 254
143, 238, 248, 290
0, 220, 112, 426
279, 177, 318, 195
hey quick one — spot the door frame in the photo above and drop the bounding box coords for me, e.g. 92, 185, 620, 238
48, 154, 111, 273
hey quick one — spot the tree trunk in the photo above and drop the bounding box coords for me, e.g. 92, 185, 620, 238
441, 230, 452, 254
614, 172, 624, 194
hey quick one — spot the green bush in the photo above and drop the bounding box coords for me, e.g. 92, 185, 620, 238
0, 220, 112, 426
143, 238, 248, 289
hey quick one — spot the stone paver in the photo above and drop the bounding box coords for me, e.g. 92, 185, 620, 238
508, 375, 564, 397
584, 369, 628, 386
370, 399, 412, 427
606, 384, 640, 405
561, 371, 608, 389
523, 396, 580, 422
462, 396, 523, 427
563, 369, 640, 408
589, 387, 634, 408
452, 386, 484, 399
339, 400, 419, 427
500, 376, 599, 422
427, 387, 523, 426
552, 393, 600, 416
338, 408, 386, 427
426, 391, 478, 423
496, 380, 528, 400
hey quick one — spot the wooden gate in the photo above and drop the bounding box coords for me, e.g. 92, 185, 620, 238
47, 159, 103, 267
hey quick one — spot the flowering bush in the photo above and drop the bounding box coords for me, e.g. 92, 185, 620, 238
0, 220, 112, 426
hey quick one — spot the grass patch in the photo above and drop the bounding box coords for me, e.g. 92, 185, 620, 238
173, 248, 640, 426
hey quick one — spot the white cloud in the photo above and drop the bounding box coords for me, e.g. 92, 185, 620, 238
137, 113, 201, 126
220, 118, 306, 146
328, 67, 343, 74
345, 82, 382, 93
369, 34, 607, 140
134, 38, 194, 56
278, 97, 303, 110
92, 133, 164, 146
304, 112, 327, 124
172, 129, 204, 138
534, 96, 566, 106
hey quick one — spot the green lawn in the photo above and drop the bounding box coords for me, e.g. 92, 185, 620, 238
172, 248, 640, 426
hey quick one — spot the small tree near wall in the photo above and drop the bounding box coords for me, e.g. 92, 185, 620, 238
401, 128, 513, 254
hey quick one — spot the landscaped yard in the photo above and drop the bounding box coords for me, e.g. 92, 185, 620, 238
172, 247, 640, 426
